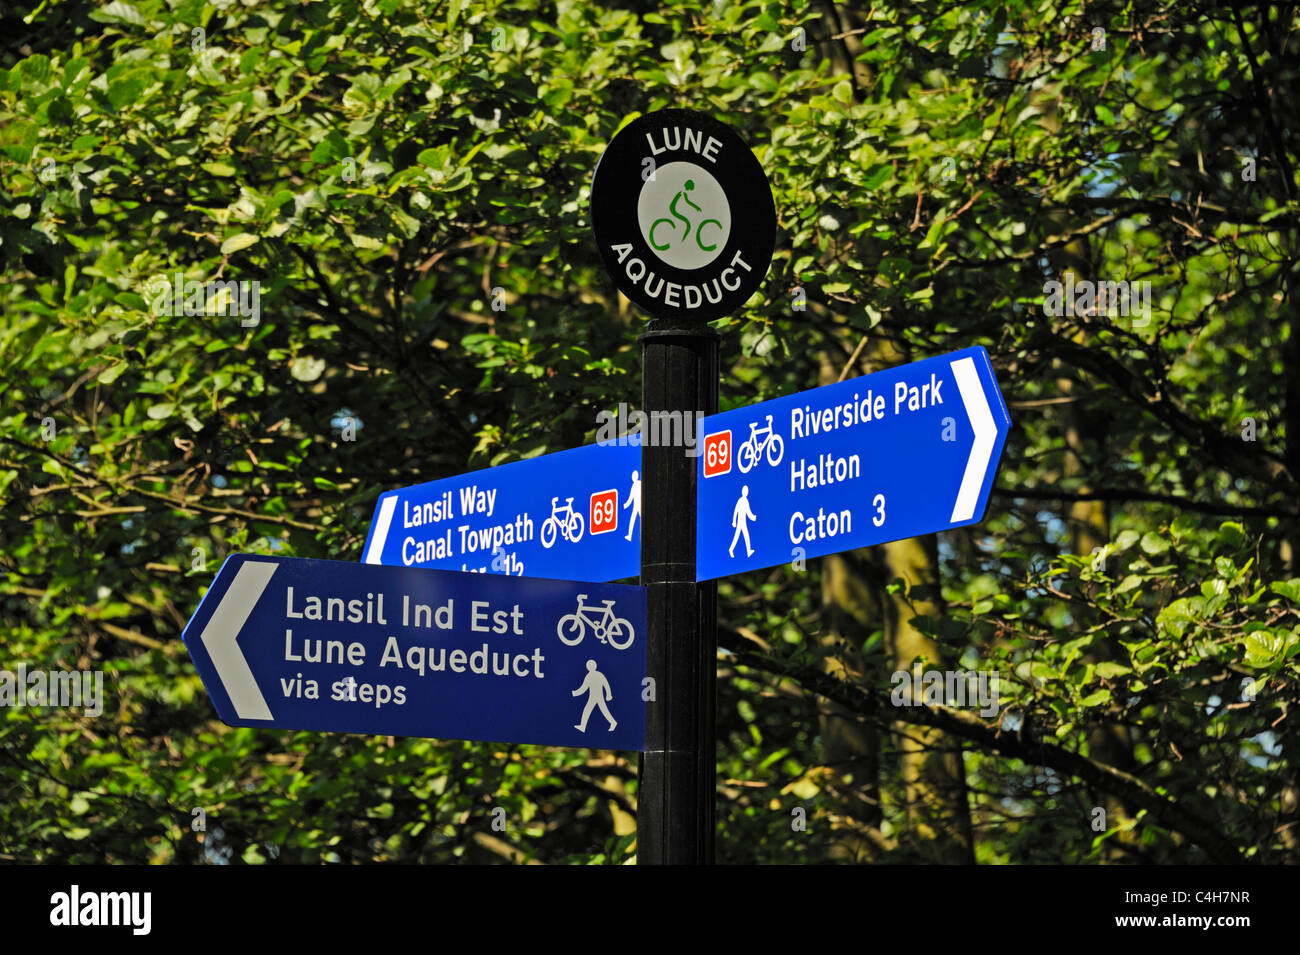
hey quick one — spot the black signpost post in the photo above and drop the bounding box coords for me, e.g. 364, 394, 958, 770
638, 321, 719, 864
591, 108, 776, 863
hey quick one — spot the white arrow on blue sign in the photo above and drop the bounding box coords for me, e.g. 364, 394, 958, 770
362, 443, 640, 582
182, 554, 647, 750
695, 346, 1010, 581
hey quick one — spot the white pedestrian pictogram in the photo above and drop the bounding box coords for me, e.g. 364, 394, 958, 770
729, 485, 756, 558
572, 660, 617, 733
624, 470, 641, 541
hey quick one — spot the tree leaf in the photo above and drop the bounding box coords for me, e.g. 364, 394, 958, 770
220, 233, 259, 254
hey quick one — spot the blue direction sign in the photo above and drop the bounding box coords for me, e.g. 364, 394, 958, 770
182, 554, 647, 750
363, 442, 641, 582
696, 346, 1010, 581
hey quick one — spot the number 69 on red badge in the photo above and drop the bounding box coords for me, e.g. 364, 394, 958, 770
703, 430, 731, 478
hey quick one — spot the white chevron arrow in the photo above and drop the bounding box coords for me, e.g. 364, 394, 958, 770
949, 356, 997, 523
198, 560, 277, 720
365, 496, 398, 564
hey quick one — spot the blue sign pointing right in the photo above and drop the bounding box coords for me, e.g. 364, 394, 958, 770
696, 346, 1010, 581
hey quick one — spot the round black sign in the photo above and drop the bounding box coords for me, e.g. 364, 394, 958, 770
590, 109, 776, 323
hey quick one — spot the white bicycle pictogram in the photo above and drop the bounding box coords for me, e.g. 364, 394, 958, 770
557, 595, 635, 650
540, 496, 585, 549
737, 414, 784, 473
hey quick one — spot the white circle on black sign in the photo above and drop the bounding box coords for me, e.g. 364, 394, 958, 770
636, 162, 732, 271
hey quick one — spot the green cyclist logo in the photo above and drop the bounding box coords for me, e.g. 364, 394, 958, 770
637, 161, 731, 270
649, 179, 724, 254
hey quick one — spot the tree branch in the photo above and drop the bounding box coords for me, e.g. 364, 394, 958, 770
719, 634, 1244, 864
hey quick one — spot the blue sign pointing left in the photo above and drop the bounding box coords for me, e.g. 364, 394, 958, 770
362, 442, 641, 582
182, 554, 647, 750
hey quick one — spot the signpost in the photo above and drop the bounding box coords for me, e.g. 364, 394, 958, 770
591, 108, 777, 864
182, 554, 646, 750
181, 108, 1013, 868
696, 346, 1011, 581
363, 442, 640, 582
